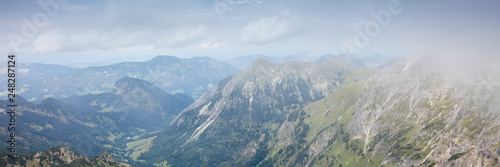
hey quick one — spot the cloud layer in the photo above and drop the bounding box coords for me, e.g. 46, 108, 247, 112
0, 0, 499, 64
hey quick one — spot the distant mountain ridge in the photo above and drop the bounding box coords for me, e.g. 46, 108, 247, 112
227, 52, 398, 70
19, 55, 240, 101
0, 62, 77, 79
0, 63, 77, 99
315, 53, 365, 67
226, 51, 319, 70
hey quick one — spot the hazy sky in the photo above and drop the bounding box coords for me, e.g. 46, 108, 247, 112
1, 0, 499, 66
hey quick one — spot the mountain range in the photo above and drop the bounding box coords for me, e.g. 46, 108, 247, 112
226, 52, 399, 70
0, 62, 77, 79
15, 56, 240, 101
0, 63, 77, 98
314, 53, 366, 67
140, 55, 500, 166
0, 77, 193, 166
2, 54, 499, 166
0, 145, 129, 167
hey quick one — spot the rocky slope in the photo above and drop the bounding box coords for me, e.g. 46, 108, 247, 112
348, 55, 500, 166
142, 54, 500, 166
142, 57, 358, 166
0, 146, 130, 167
267, 54, 500, 166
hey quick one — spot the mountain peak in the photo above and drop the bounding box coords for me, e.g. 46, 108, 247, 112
40, 97, 59, 104
111, 77, 161, 96
41, 145, 87, 164
238, 57, 280, 81
150, 55, 180, 62
191, 56, 215, 61
145, 56, 360, 166
246, 57, 276, 69
315, 52, 365, 67
225, 54, 275, 70
314, 54, 337, 63
108, 76, 193, 117
95, 151, 116, 163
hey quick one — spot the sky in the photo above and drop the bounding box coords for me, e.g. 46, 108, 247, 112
1, 0, 499, 66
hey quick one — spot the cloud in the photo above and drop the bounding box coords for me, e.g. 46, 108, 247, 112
2, 0, 498, 64
343, 19, 371, 31
31, 27, 151, 53
62, 4, 87, 10
201, 40, 220, 48
28, 24, 211, 53
239, 16, 305, 44
31, 29, 65, 53
164, 26, 207, 48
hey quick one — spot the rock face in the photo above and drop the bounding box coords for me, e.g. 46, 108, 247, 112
140, 54, 500, 166
0, 146, 129, 167
349, 54, 500, 166
143, 57, 357, 166
95, 151, 118, 165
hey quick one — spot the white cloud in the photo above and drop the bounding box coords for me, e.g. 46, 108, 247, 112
1, 0, 496, 64
31, 28, 151, 53
201, 40, 220, 48
32, 29, 66, 53
29, 24, 210, 53
62, 4, 87, 10
164, 26, 207, 48
239, 16, 304, 44
344, 19, 371, 31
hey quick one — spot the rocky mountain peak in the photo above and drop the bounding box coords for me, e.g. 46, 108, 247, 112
0, 145, 127, 166
38, 146, 87, 164
245, 57, 277, 70
147, 59, 359, 165
95, 151, 115, 163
